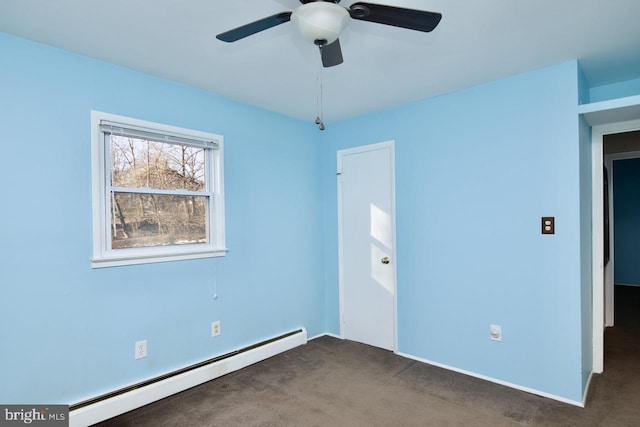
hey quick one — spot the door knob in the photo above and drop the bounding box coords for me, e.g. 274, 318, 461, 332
381, 256, 390, 264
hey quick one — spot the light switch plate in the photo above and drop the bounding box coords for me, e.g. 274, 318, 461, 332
542, 217, 555, 234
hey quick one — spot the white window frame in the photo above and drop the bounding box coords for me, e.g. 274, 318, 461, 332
90, 111, 226, 268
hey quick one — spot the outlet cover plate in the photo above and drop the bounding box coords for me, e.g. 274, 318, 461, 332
211, 321, 221, 337
135, 340, 147, 359
490, 324, 502, 342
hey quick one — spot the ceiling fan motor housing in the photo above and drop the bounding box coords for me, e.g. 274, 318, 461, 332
291, 2, 350, 44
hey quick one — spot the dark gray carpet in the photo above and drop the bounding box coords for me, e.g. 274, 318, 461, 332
96, 286, 640, 426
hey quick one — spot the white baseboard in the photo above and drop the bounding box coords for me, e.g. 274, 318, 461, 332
397, 351, 584, 407
310, 335, 585, 407
308, 332, 342, 341
69, 328, 307, 427
317, 335, 583, 406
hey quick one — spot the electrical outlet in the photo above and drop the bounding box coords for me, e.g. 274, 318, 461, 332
490, 324, 502, 342
211, 321, 221, 337
135, 340, 147, 359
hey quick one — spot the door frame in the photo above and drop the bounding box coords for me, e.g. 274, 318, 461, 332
337, 140, 398, 352
591, 119, 640, 373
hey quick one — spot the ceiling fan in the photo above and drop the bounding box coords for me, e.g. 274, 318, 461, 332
216, 0, 442, 67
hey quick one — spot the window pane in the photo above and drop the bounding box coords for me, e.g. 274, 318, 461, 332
111, 192, 208, 249
110, 135, 206, 191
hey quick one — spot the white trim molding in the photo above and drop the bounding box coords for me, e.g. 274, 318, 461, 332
397, 352, 585, 408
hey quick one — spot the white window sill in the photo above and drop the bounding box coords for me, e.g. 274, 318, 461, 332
91, 248, 228, 268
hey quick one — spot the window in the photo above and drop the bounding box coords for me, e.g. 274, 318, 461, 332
91, 111, 225, 268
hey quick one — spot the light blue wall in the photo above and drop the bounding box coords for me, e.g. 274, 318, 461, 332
578, 66, 590, 105
0, 33, 324, 404
613, 158, 640, 286
1, 30, 603, 407
322, 61, 586, 402
590, 76, 640, 103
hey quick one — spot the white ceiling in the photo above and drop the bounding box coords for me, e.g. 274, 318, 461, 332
1, 0, 639, 124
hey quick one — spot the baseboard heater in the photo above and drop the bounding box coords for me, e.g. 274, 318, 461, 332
69, 328, 307, 427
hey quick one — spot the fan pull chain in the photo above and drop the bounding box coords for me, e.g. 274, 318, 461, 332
212, 256, 218, 300
315, 62, 325, 131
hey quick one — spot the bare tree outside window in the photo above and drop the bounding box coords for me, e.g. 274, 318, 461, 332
109, 136, 209, 249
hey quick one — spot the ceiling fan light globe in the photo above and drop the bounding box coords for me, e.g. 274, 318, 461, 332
291, 2, 349, 45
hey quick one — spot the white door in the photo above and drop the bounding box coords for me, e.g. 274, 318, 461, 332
337, 141, 396, 351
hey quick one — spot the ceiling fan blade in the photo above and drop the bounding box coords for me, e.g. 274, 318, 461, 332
348, 2, 442, 33
216, 12, 292, 42
320, 39, 344, 67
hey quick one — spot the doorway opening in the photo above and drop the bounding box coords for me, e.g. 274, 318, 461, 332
603, 132, 640, 328
592, 121, 640, 373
